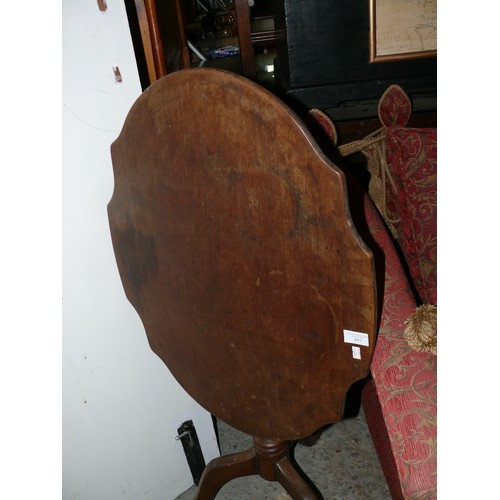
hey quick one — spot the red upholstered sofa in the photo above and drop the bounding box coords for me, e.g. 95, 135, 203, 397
308, 86, 437, 499
361, 194, 437, 500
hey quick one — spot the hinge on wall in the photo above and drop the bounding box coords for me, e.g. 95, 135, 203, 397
176, 420, 206, 486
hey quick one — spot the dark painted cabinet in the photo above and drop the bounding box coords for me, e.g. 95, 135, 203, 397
272, 0, 436, 120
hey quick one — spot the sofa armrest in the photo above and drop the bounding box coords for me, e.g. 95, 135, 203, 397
363, 193, 437, 499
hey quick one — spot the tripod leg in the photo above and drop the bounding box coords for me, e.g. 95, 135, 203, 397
195, 437, 322, 499
275, 458, 322, 500
194, 447, 257, 500
253, 438, 322, 500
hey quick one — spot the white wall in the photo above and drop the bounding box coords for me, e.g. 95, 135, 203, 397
62, 1, 219, 498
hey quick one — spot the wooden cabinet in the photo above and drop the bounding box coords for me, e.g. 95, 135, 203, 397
126, 0, 277, 87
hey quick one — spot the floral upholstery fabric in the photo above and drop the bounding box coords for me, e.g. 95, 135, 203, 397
378, 85, 412, 129
377, 85, 437, 305
363, 193, 437, 499
385, 126, 437, 305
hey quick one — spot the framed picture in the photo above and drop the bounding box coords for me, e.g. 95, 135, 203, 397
369, 0, 437, 63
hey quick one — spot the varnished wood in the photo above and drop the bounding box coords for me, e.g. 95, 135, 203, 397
135, 0, 190, 84
108, 68, 377, 497
143, 0, 168, 79
156, 0, 190, 73
194, 437, 319, 500
194, 448, 257, 499
233, 0, 256, 77
134, 0, 159, 83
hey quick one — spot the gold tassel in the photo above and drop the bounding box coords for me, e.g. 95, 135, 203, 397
403, 304, 437, 355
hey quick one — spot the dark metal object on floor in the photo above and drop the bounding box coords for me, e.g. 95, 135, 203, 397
177, 420, 207, 486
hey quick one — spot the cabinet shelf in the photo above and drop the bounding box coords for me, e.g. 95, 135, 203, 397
129, 0, 276, 87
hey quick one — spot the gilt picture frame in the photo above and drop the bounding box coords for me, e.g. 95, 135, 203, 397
369, 0, 437, 63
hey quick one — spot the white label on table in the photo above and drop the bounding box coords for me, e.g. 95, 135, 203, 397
343, 329, 369, 346
352, 346, 361, 359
